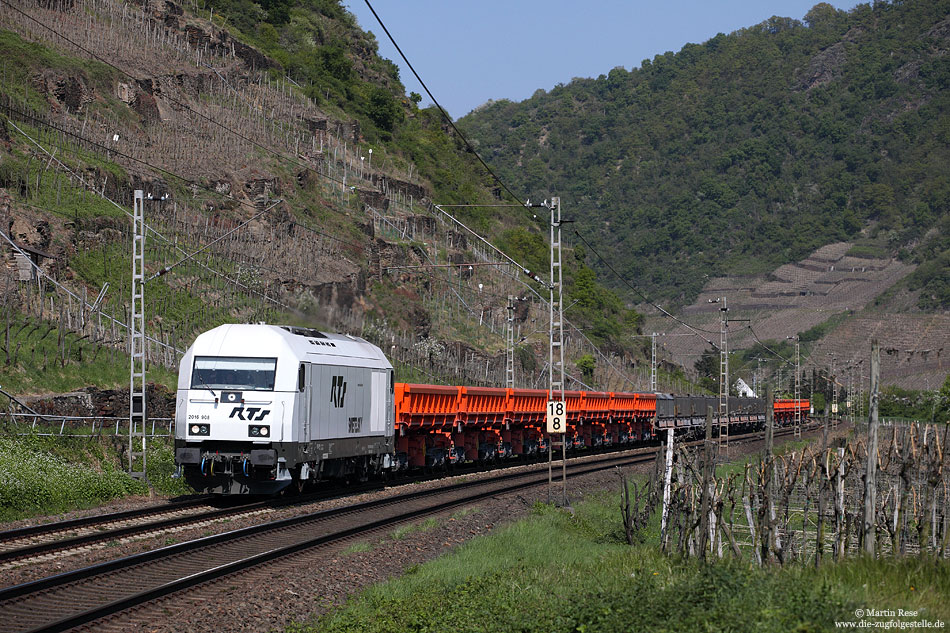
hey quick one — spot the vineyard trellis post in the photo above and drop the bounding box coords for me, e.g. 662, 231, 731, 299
762, 386, 775, 564
816, 407, 830, 567
864, 339, 880, 555
661, 427, 674, 549
699, 405, 714, 560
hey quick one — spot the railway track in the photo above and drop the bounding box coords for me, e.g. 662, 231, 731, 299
0, 444, 644, 570
0, 498, 219, 564
0, 436, 689, 567
0, 423, 814, 571
0, 450, 652, 633
0, 483, 395, 570
0, 424, 814, 633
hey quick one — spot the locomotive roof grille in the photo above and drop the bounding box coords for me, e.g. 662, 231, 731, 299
279, 325, 329, 339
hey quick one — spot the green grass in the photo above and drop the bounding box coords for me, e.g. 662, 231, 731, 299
296, 483, 950, 633
0, 433, 190, 521
342, 541, 374, 556
0, 150, 127, 220
0, 312, 176, 395
69, 243, 230, 328
0, 433, 145, 521
0, 30, 121, 114
391, 517, 439, 540
846, 240, 892, 260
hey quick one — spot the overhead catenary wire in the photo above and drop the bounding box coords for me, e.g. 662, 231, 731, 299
0, 227, 182, 354
384, 253, 641, 391
361, 0, 528, 209
146, 199, 283, 283
571, 229, 721, 341
3, 114, 293, 309
745, 325, 845, 389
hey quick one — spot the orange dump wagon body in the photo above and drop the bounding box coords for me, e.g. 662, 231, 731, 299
562, 391, 586, 422
636, 393, 657, 418
584, 391, 611, 422
773, 398, 810, 421
610, 392, 639, 422
507, 388, 548, 425
458, 386, 508, 426
393, 383, 460, 430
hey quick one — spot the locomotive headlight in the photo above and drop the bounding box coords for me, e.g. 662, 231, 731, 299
189, 424, 210, 436
191, 425, 199, 434
260, 426, 269, 437
249, 425, 269, 438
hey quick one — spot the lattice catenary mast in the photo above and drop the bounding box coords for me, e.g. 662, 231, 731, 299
129, 190, 147, 479
548, 197, 566, 504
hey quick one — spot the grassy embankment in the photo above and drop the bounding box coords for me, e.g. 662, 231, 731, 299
295, 441, 950, 633
0, 310, 186, 521
0, 432, 189, 522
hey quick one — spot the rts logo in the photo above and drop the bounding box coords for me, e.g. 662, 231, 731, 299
229, 407, 270, 421
330, 375, 347, 408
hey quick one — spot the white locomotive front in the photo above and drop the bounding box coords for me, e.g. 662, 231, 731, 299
175, 324, 395, 494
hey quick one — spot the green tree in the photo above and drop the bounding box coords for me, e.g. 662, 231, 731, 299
576, 354, 596, 383
937, 374, 950, 424
694, 348, 718, 394
367, 86, 402, 132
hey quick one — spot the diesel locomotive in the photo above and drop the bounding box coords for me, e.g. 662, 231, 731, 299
174, 323, 395, 494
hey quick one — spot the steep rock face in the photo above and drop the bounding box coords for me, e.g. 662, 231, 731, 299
4, 0, 609, 396
20, 384, 176, 418
801, 42, 846, 90
36, 70, 95, 113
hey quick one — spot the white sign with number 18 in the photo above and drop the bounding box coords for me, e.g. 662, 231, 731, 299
546, 400, 566, 434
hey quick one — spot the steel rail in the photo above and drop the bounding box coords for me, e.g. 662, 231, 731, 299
0, 498, 212, 544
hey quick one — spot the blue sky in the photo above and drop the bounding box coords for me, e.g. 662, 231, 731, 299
347, 1, 859, 119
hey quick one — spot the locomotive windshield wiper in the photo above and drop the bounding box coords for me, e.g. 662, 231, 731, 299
193, 381, 217, 398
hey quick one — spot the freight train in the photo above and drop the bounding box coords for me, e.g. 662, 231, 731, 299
174, 324, 808, 494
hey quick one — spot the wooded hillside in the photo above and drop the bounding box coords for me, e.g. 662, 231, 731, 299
460, 1, 950, 309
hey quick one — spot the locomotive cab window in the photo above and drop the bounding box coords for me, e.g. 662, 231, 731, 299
298, 363, 306, 392
191, 357, 277, 391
